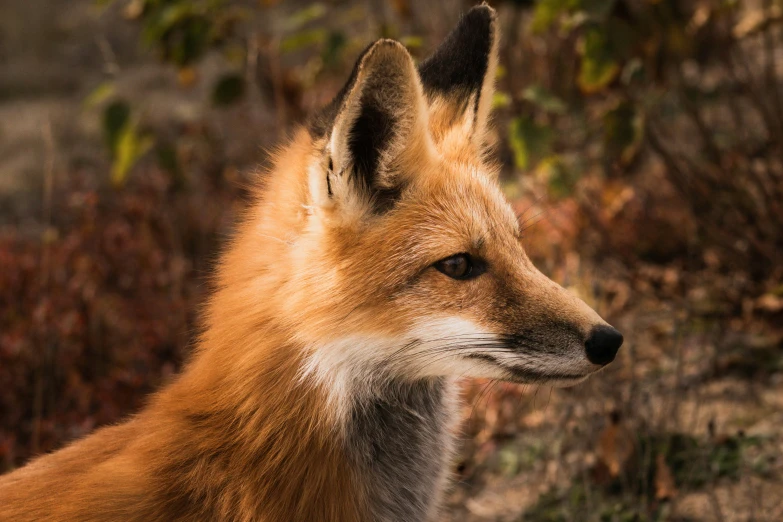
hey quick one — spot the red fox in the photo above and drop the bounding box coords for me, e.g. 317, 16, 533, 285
0, 5, 622, 521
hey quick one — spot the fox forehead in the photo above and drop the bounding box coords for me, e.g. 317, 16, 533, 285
366, 162, 520, 257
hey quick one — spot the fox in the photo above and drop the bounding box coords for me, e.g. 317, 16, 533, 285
0, 5, 622, 522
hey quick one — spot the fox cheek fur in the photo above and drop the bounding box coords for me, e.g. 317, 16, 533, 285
0, 5, 621, 522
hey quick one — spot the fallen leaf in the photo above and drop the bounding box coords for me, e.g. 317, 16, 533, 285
655, 453, 678, 500
596, 411, 637, 478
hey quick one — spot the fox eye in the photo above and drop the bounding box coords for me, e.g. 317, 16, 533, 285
434, 253, 486, 280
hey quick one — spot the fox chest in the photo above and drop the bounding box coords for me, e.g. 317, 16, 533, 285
344, 379, 458, 522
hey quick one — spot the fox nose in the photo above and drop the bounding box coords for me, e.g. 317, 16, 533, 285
585, 325, 623, 365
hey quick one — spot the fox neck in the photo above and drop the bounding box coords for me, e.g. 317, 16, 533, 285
170, 320, 458, 521
346, 375, 458, 521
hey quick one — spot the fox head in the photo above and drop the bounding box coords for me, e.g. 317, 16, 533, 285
217, 6, 622, 413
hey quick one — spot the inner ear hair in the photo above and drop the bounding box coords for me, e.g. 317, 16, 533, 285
347, 91, 398, 197
325, 39, 429, 213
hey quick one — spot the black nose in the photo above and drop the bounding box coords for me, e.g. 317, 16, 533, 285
585, 325, 623, 365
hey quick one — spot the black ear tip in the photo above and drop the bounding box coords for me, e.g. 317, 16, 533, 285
418, 3, 498, 97
450, 4, 497, 47
464, 3, 498, 25
469, 3, 497, 16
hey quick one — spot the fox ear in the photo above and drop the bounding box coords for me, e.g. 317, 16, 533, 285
315, 39, 430, 214
418, 5, 499, 152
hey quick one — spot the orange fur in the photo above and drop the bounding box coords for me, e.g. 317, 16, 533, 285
0, 135, 371, 522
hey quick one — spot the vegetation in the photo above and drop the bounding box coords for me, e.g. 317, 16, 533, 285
1, 0, 782, 519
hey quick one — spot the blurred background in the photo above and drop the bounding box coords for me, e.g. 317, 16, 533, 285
1, 0, 782, 520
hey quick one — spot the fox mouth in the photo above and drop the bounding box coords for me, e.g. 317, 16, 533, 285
464, 353, 591, 386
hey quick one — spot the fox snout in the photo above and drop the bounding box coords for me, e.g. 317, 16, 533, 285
585, 325, 624, 366
475, 260, 624, 384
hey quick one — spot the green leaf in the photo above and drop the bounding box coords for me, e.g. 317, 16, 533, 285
522, 85, 567, 114
102, 100, 131, 156
156, 4, 203, 33
492, 92, 512, 109
211, 74, 245, 106
143, 4, 196, 42
537, 156, 577, 199
173, 16, 212, 66
578, 25, 620, 93
83, 82, 116, 109
603, 101, 644, 165
142, 4, 214, 66
111, 123, 153, 187
509, 116, 554, 170
399, 35, 423, 49
531, 0, 569, 33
